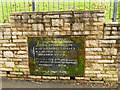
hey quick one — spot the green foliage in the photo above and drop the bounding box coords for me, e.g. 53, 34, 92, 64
91, 0, 109, 10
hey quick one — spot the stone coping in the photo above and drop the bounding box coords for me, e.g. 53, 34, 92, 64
106, 22, 120, 25
10, 10, 105, 16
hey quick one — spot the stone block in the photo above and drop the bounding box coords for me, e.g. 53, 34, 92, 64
92, 64, 103, 70
103, 48, 117, 55
86, 40, 98, 47
10, 72, 23, 75
13, 39, 27, 43
97, 74, 112, 78
112, 27, 117, 30
5, 62, 15, 67
104, 27, 111, 30
12, 32, 22, 36
0, 32, 3, 39
16, 65, 28, 68
98, 17, 105, 22
99, 40, 116, 44
18, 51, 27, 55
52, 19, 63, 26
28, 19, 34, 23
4, 36, 11, 39
73, 23, 83, 30
3, 44, 16, 47
86, 56, 101, 59
85, 48, 102, 51
22, 15, 29, 19
38, 24, 44, 31
32, 24, 37, 30
4, 32, 11, 35
97, 60, 114, 63
54, 32, 60, 35
4, 51, 13, 57
0, 68, 13, 71
85, 71, 100, 74
59, 77, 70, 80
96, 13, 105, 17
42, 76, 56, 80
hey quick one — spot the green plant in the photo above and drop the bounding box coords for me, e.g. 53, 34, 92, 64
91, 0, 109, 10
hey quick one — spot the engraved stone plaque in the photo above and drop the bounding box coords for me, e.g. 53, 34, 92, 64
28, 36, 85, 76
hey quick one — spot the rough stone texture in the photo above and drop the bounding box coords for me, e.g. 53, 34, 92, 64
5, 62, 15, 68
52, 19, 63, 27
4, 51, 13, 57
0, 10, 119, 82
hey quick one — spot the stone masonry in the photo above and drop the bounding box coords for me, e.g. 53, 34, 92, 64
0, 10, 120, 82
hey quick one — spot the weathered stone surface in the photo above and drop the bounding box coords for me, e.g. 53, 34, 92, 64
85, 71, 100, 74
73, 23, 83, 30
32, 24, 38, 30
99, 40, 116, 44
18, 51, 27, 55
4, 32, 11, 35
52, 19, 63, 26
5, 62, 15, 67
59, 77, 70, 80
97, 74, 112, 77
92, 64, 103, 70
86, 56, 101, 59
0, 32, 3, 39
4, 51, 13, 57
28, 19, 34, 23
13, 39, 27, 43
38, 24, 44, 31
86, 40, 98, 47
22, 15, 28, 19
103, 48, 117, 55
85, 48, 102, 51
3, 44, 16, 47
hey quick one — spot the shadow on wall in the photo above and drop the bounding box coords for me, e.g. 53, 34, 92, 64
118, 1, 120, 22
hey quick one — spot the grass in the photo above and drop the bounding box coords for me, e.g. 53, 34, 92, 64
0, 0, 120, 23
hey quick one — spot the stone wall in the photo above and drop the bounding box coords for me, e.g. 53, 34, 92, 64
0, 10, 119, 82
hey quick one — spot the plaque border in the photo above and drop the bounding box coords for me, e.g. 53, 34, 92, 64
27, 35, 86, 77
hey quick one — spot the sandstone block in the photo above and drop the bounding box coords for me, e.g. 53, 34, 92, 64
104, 27, 111, 30
86, 40, 98, 47
3, 44, 16, 47
97, 60, 114, 63
13, 39, 27, 43
86, 56, 101, 59
92, 64, 103, 70
42, 76, 56, 80
54, 32, 60, 35
4, 36, 11, 39
4, 32, 11, 35
22, 15, 28, 19
0, 68, 13, 71
103, 48, 117, 55
85, 71, 100, 74
99, 40, 116, 44
85, 48, 102, 51
28, 19, 34, 23
5, 62, 15, 67
38, 24, 44, 31
0, 32, 3, 39
97, 74, 112, 78
18, 51, 27, 55
4, 51, 13, 57
12, 32, 22, 35
96, 13, 105, 17
59, 77, 70, 80
52, 19, 63, 26
73, 23, 83, 30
